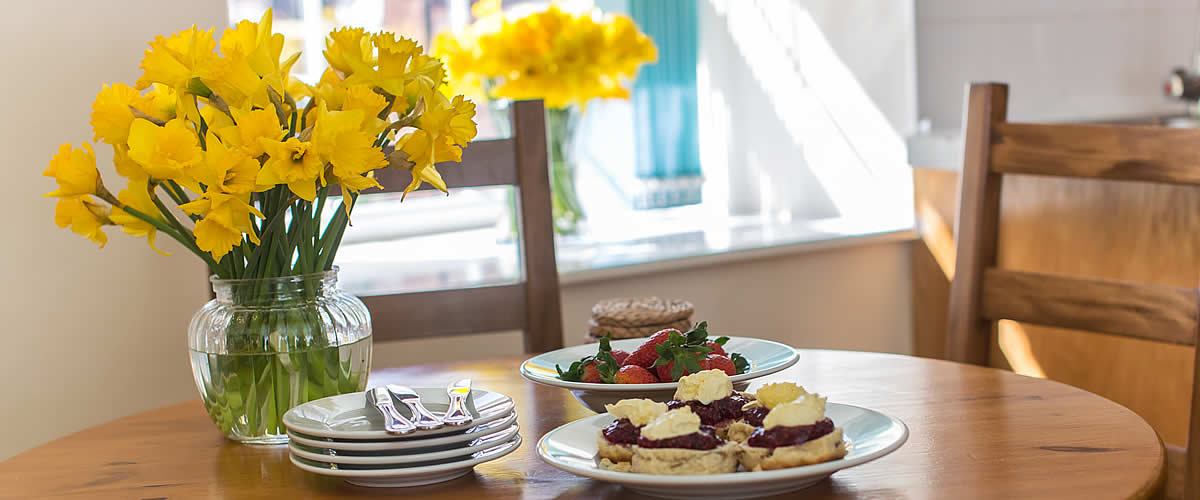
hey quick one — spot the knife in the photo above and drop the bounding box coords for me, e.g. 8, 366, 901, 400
386, 384, 444, 430
442, 378, 474, 426
366, 386, 417, 435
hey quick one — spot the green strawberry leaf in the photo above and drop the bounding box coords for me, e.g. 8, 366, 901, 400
731, 352, 750, 374
598, 333, 613, 353
595, 351, 619, 383
714, 336, 729, 346
556, 355, 593, 382
685, 321, 709, 344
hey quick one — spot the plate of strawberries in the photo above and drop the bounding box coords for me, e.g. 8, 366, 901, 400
520, 321, 799, 412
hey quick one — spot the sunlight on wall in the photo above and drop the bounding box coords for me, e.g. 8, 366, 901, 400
699, 0, 913, 223
998, 320, 1047, 378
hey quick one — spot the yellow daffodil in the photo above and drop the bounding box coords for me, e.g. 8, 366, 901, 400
220, 104, 285, 157
54, 196, 110, 247
90, 83, 145, 145
194, 132, 260, 194
112, 145, 148, 182
394, 129, 444, 194
143, 84, 178, 122
136, 25, 219, 91
43, 143, 100, 198
342, 85, 390, 135
127, 118, 203, 191
435, 5, 656, 108
181, 191, 265, 258
311, 103, 386, 193
109, 178, 170, 255
324, 27, 375, 76
258, 137, 324, 201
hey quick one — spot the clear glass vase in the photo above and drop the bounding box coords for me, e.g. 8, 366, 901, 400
188, 268, 372, 444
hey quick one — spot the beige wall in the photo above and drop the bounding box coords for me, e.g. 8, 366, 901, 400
0, 2, 914, 461
0, 2, 224, 460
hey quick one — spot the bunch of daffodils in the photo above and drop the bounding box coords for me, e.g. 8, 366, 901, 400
44, 10, 478, 279
435, 1, 657, 109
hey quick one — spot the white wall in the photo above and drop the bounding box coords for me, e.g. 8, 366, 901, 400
0, 2, 223, 460
698, 0, 915, 220
917, 0, 1196, 128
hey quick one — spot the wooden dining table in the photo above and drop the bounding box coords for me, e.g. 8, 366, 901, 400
0, 349, 1165, 499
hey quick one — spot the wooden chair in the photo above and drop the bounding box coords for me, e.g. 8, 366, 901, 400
945, 82, 1200, 499
358, 99, 564, 353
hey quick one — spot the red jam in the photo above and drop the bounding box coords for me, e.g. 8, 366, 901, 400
746, 417, 835, 449
602, 418, 640, 445
742, 406, 770, 427
637, 425, 722, 450
666, 394, 751, 426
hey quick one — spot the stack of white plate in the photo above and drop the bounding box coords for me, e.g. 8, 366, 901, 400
282, 388, 521, 488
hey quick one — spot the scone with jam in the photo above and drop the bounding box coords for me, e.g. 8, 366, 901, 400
725, 382, 808, 443
665, 369, 753, 438
597, 398, 667, 469
738, 392, 848, 471
631, 406, 740, 475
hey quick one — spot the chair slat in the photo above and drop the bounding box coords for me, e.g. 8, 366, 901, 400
362, 284, 526, 342
991, 122, 1200, 185
980, 268, 1198, 346
371, 138, 518, 194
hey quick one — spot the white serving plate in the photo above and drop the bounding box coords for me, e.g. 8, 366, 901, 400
290, 434, 522, 488
283, 388, 513, 440
520, 336, 800, 412
288, 410, 518, 451
289, 421, 520, 464
536, 403, 908, 499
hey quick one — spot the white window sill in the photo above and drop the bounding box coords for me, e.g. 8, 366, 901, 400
334, 204, 915, 296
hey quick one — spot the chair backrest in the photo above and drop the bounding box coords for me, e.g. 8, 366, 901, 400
946, 82, 1200, 498
359, 99, 564, 353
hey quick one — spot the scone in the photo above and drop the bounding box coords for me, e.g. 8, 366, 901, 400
740, 428, 847, 471
630, 407, 739, 475
666, 369, 752, 438
738, 393, 848, 471
727, 382, 805, 443
597, 399, 668, 464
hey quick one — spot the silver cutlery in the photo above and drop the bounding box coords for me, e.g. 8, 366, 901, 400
367, 386, 417, 435
442, 378, 474, 426
386, 384, 444, 430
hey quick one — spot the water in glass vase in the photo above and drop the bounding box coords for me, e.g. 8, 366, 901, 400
189, 337, 371, 444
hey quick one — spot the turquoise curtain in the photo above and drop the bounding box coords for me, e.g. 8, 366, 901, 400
630, 0, 702, 207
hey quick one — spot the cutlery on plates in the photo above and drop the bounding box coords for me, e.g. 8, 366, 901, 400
442, 378, 474, 426
386, 384, 444, 430
367, 386, 417, 435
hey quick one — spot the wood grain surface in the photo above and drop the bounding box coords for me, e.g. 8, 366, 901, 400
980, 268, 1200, 346
0, 350, 1164, 499
946, 83, 1008, 365
991, 122, 1200, 185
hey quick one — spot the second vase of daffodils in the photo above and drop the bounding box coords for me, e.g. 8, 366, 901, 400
42, 10, 478, 443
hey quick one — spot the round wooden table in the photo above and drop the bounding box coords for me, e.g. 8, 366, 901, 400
0, 350, 1165, 499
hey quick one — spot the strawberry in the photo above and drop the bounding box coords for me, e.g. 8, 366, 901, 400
621, 329, 679, 368
700, 354, 736, 376
705, 341, 726, 357
581, 361, 604, 383
610, 349, 631, 365
614, 365, 659, 384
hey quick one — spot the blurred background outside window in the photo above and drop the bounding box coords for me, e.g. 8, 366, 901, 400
225, 0, 913, 296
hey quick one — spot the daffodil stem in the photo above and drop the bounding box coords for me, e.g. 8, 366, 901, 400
147, 187, 230, 277
119, 205, 224, 275
316, 192, 356, 271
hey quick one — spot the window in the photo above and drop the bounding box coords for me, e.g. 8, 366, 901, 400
226, 0, 915, 296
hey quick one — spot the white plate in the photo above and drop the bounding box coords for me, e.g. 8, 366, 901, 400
520, 337, 800, 412
289, 421, 520, 464
288, 410, 519, 451
290, 434, 523, 488
536, 403, 908, 499
283, 388, 513, 440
